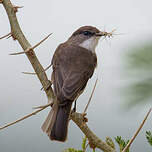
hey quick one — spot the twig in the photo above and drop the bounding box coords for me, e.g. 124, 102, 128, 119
13, 5, 23, 9
10, 33, 52, 55
13, 5, 24, 13
10, 47, 31, 55
33, 102, 53, 109
22, 63, 52, 75
83, 78, 98, 114
0, 103, 52, 130
31, 33, 52, 50
0, 32, 11, 39
122, 108, 152, 152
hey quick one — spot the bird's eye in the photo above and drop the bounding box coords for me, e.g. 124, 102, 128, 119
83, 31, 93, 36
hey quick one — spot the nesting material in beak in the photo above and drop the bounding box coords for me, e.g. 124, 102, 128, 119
96, 29, 116, 38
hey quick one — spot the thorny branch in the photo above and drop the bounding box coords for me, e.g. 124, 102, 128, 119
0, 103, 52, 130
10, 33, 52, 55
13, 5, 23, 13
1, 0, 116, 152
0, 32, 11, 39
2, 0, 54, 99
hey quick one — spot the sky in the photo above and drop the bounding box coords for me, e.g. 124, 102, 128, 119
0, 0, 152, 152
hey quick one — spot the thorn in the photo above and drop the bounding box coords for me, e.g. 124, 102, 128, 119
7, 34, 13, 39
22, 63, 52, 75
9, 33, 52, 55
0, 32, 11, 40
22, 71, 36, 75
0, 32, 16, 40
40, 86, 44, 91
43, 64, 52, 72
33, 102, 53, 109
10, 48, 32, 55
83, 78, 98, 114
13, 5, 24, 13
32, 33, 52, 50
0, 102, 51, 130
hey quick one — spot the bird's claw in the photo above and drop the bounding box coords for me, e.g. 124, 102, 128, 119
82, 113, 88, 122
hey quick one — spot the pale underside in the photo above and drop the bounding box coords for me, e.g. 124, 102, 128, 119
79, 36, 100, 53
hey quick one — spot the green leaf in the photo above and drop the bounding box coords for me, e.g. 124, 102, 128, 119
123, 42, 152, 107
115, 136, 129, 152
82, 136, 87, 151
146, 131, 152, 146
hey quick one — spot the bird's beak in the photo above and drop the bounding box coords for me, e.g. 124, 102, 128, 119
95, 31, 107, 37
95, 31, 113, 38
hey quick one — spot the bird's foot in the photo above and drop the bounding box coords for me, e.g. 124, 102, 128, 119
82, 113, 88, 122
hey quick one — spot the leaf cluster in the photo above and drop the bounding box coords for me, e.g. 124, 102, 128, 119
114, 136, 129, 152
146, 131, 152, 146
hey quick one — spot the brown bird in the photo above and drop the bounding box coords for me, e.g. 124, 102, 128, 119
41, 26, 106, 142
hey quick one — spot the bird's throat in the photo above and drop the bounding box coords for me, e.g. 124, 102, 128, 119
79, 36, 99, 53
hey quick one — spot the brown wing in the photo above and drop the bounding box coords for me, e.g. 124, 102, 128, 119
51, 43, 97, 103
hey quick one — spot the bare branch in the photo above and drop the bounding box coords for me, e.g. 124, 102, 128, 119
9, 47, 31, 55
0, 103, 52, 130
0, 32, 11, 39
33, 102, 53, 109
122, 108, 152, 152
32, 33, 52, 49
13, 5, 24, 13
10, 33, 52, 55
83, 78, 98, 114
22, 71, 37, 75
2, 0, 54, 102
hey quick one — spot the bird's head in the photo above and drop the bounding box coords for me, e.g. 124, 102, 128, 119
68, 26, 110, 52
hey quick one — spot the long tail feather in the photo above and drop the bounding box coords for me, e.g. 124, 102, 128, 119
41, 101, 58, 135
50, 101, 72, 142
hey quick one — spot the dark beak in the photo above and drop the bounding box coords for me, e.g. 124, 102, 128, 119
95, 31, 107, 37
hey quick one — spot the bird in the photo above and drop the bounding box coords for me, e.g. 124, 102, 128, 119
41, 26, 106, 142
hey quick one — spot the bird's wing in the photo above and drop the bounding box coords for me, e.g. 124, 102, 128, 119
61, 71, 89, 101
52, 44, 97, 102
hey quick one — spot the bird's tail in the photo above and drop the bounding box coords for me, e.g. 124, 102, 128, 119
41, 100, 72, 142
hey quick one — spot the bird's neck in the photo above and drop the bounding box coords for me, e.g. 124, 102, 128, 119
79, 36, 99, 53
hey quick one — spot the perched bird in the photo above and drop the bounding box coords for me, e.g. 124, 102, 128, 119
42, 26, 106, 142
